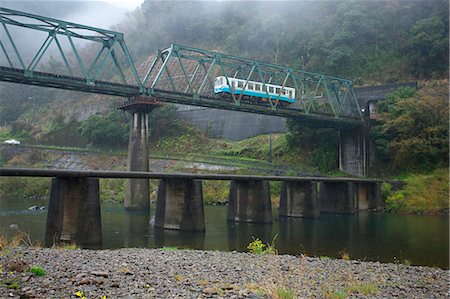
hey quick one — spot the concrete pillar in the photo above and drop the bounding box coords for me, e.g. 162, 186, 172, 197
279, 181, 319, 218
319, 181, 356, 214
354, 182, 382, 211
125, 111, 150, 210
339, 125, 368, 177
155, 179, 205, 231
45, 177, 102, 247
227, 180, 272, 223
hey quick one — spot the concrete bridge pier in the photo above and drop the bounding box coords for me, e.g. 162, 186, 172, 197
279, 181, 319, 218
319, 181, 356, 214
227, 180, 272, 223
155, 179, 205, 231
125, 110, 150, 210
45, 177, 102, 247
354, 182, 382, 211
119, 98, 160, 211
339, 125, 369, 177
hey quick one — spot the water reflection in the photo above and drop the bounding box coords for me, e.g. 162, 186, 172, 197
278, 217, 319, 254
0, 197, 448, 268
123, 210, 150, 248
153, 228, 205, 249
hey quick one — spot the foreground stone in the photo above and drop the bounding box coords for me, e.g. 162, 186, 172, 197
0, 248, 448, 298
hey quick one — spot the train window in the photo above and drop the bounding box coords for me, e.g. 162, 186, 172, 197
237, 81, 244, 89
268, 87, 274, 93
258, 84, 263, 92
275, 88, 280, 94
248, 83, 254, 90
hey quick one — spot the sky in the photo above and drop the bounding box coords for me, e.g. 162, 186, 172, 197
105, 0, 144, 10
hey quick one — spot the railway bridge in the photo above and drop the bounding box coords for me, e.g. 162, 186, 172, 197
1, 7, 378, 210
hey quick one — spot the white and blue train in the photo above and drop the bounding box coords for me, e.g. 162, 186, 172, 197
213, 76, 296, 104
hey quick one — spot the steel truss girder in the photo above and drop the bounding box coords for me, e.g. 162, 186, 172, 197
143, 44, 363, 120
0, 7, 363, 126
0, 7, 141, 86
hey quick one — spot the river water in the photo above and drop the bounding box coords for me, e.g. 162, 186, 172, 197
0, 196, 448, 269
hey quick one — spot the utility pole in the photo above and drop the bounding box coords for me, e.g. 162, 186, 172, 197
269, 133, 272, 164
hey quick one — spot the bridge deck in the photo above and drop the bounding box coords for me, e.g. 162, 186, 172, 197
0, 168, 380, 183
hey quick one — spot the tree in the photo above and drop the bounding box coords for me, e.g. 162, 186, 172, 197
410, 16, 449, 78
372, 86, 448, 171
286, 120, 339, 173
78, 110, 129, 148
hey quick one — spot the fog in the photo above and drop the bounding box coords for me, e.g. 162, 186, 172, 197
0, 1, 132, 64
0, 1, 129, 29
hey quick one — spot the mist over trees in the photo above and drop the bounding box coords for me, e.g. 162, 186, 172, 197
119, 0, 448, 82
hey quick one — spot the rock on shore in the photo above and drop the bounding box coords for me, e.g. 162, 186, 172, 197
1, 248, 448, 298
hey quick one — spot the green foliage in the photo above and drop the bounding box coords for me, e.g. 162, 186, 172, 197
276, 287, 295, 299
373, 85, 448, 172
410, 16, 449, 78
148, 105, 188, 143
384, 168, 448, 215
380, 182, 392, 201
347, 282, 379, 296
30, 265, 46, 276
100, 179, 125, 203
41, 118, 87, 147
203, 181, 229, 205
120, 0, 447, 81
247, 235, 278, 255
286, 121, 338, 173
10, 121, 33, 139
78, 110, 129, 148
160, 246, 178, 251
0, 177, 50, 197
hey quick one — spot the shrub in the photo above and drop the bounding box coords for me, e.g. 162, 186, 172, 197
247, 235, 278, 255
385, 168, 448, 214
30, 265, 46, 276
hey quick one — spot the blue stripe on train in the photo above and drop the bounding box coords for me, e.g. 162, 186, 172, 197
214, 86, 295, 103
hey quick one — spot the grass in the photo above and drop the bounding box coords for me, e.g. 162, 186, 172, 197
160, 246, 178, 251
52, 242, 79, 250
259, 283, 296, 299
0, 229, 39, 250
322, 281, 379, 299
30, 265, 46, 276
340, 251, 350, 261
347, 282, 379, 295
384, 168, 449, 215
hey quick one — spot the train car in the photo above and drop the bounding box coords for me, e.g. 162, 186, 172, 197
213, 76, 296, 104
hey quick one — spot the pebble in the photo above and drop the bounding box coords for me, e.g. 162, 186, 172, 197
91, 271, 109, 277
0, 248, 448, 298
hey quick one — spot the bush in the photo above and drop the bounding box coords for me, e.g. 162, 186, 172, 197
30, 265, 46, 276
384, 168, 448, 214
247, 235, 278, 255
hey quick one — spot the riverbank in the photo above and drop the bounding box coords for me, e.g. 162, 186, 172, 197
1, 248, 448, 298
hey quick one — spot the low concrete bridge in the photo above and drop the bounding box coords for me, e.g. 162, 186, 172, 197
0, 168, 381, 248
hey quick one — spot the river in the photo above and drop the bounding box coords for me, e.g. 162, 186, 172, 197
0, 196, 448, 269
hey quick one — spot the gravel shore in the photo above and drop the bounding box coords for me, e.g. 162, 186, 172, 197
1, 248, 448, 298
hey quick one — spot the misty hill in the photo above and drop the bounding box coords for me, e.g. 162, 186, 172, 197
0, 0, 448, 148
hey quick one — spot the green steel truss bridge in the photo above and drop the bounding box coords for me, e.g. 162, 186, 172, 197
0, 7, 363, 127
